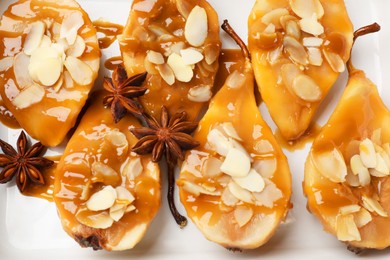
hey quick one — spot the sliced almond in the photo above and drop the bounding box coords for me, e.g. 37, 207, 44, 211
109, 205, 126, 222
105, 130, 128, 148
350, 154, 369, 176
176, 0, 191, 19
283, 36, 308, 65
268, 46, 282, 65
281, 63, 302, 89
371, 129, 382, 145
13, 53, 34, 89
76, 210, 114, 229
157, 63, 175, 85
261, 8, 289, 29
336, 214, 361, 242
311, 148, 347, 183
358, 166, 371, 187
233, 168, 265, 193
115, 186, 135, 205
226, 70, 246, 89
303, 37, 323, 47
286, 20, 301, 40
292, 74, 322, 102
355, 208, 372, 228
204, 43, 219, 65
339, 205, 361, 215
370, 153, 389, 177
380, 150, 390, 169
254, 139, 274, 154
12, 84, 45, 109
221, 187, 239, 207
207, 128, 233, 157
220, 122, 242, 141
323, 50, 345, 73
252, 179, 283, 208
345, 168, 360, 187
63, 71, 74, 89
184, 6, 208, 47
178, 179, 220, 197
91, 162, 120, 186
307, 47, 323, 66
384, 143, 390, 157
39, 35, 52, 48
359, 138, 377, 168
147, 50, 165, 65
66, 35, 86, 57
60, 11, 84, 45
220, 148, 251, 178
180, 48, 204, 65
122, 157, 143, 180
233, 206, 254, 227
290, 0, 324, 19
362, 195, 388, 217
52, 74, 64, 92
167, 53, 193, 82
263, 23, 276, 34
64, 56, 93, 86
228, 181, 254, 204
86, 185, 117, 211
33, 57, 63, 87
164, 41, 186, 57
280, 14, 298, 30
125, 205, 136, 213
202, 157, 223, 178
188, 85, 212, 102
24, 21, 45, 55
0, 57, 14, 72
253, 158, 277, 179
299, 14, 324, 36
148, 24, 171, 37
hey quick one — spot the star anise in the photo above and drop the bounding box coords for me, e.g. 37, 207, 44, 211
0, 131, 54, 192
131, 106, 200, 227
103, 64, 148, 123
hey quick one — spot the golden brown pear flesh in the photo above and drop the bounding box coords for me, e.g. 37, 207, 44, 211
54, 91, 161, 251
119, 0, 220, 121
248, 0, 353, 140
0, 0, 100, 146
304, 63, 390, 249
178, 24, 292, 249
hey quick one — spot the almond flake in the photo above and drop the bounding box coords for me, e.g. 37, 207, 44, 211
33, 57, 63, 87
13, 52, 34, 89
76, 210, 114, 229
109, 205, 126, 222
12, 84, 45, 109
253, 158, 277, 179
125, 205, 136, 213
303, 37, 323, 47
355, 208, 372, 228
105, 130, 128, 148
336, 214, 361, 242
263, 23, 276, 34
207, 128, 233, 156
280, 14, 298, 30
345, 169, 360, 187
221, 122, 242, 141
307, 47, 323, 66
147, 50, 165, 65
24, 21, 45, 55
64, 56, 93, 86
157, 63, 175, 85
60, 11, 84, 45
178, 180, 220, 197
52, 74, 64, 92
122, 157, 143, 180
184, 6, 208, 47
252, 179, 283, 208
359, 138, 377, 168
233, 206, 254, 227
176, 0, 191, 19
180, 48, 204, 65
148, 24, 170, 37
86, 185, 117, 211
167, 53, 193, 82
281, 63, 301, 89
369, 153, 389, 177
91, 162, 120, 185
362, 195, 388, 217
226, 70, 246, 89
66, 35, 86, 57
350, 154, 369, 176
380, 150, 390, 169
286, 20, 301, 40
267, 47, 282, 65
254, 139, 274, 154
292, 74, 322, 102
188, 85, 212, 102
204, 43, 219, 65
115, 186, 135, 205
261, 8, 289, 29
220, 148, 251, 178
227, 181, 254, 204
233, 168, 265, 193
0, 57, 14, 72
290, 0, 324, 19
202, 157, 223, 178
221, 187, 239, 206
312, 148, 347, 183
283, 36, 308, 65
339, 205, 361, 215
39, 35, 52, 48
371, 129, 382, 145
299, 14, 324, 36
323, 50, 345, 73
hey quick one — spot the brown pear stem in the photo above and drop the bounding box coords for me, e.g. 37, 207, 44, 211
166, 151, 187, 228
221, 20, 251, 61
347, 23, 381, 74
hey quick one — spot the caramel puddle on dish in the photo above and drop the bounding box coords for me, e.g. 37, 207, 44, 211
275, 123, 321, 152
93, 20, 124, 49
104, 56, 123, 71
23, 155, 62, 202
0, 99, 20, 129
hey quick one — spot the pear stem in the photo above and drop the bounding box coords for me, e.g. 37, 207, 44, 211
221, 20, 251, 61
347, 23, 381, 74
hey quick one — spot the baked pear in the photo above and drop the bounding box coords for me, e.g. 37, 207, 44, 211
54, 90, 160, 251
119, 0, 220, 121
0, 0, 100, 146
178, 21, 292, 250
248, 0, 353, 140
303, 24, 390, 250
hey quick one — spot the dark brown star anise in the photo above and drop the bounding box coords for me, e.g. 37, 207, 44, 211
103, 64, 148, 123
0, 131, 54, 192
131, 106, 200, 227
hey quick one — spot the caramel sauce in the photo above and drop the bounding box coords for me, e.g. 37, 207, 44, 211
248, 0, 354, 140
104, 56, 123, 71
23, 155, 62, 202
0, 0, 100, 147
119, 0, 221, 122
0, 99, 20, 129
93, 20, 124, 49
275, 123, 321, 151
54, 91, 160, 248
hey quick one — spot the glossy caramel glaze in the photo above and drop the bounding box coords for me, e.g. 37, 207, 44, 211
0, 99, 20, 129
275, 123, 321, 152
304, 69, 390, 249
54, 91, 160, 251
104, 56, 123, 71
93, 20, 123, 49
0, 0, 100, 146
119, 0, 221, 121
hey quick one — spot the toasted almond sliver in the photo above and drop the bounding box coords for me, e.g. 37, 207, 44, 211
178, 179, 220, 197
226, 70, 246, 89
122, 157, 143, 180
355, 208, 372, 228
207, 128, 233, 157
167, 53, 193, 82
261, 8, 289, 29
345, 168, 360, 187
86, 186, 117, 211
233, 168, 265, 193
283, 36, 308, 65
204, 43, 219, 65
370, 153, 390, 177
24, 21, 45, 55
280, 63, 301, 89
350, 154, 367, 175
233, 206, 254, 227
220, 148, 251, 178
76, 210, 114, 229
228, 181, 254, 204
221, 187, 239, 206
12, 84, 45, 109
180, 48, 204, 65
109, 205, 126, 222
359, 138, 377, 168
339, 205, 361, 215
13, 53, 34, 89
60, 11, 84, 45
157, 63, 175, 85
184, 6, 208, 47
202, 157, 223, 178
64, 56, 94, 86
286, 20, 301, 40
66, 35, 86, 58
323, 50, 345, 73
336, 214, 361, 242
115, 186, 135, 205
91, 162, 120, 185
52, 74, 64, 92
188, 85, 212, 102
176, 0, 191, 19
299, 14, 324, 36
307, 47, 323, 66
303, 37, 323, 47
290, 0, 324, 19
292, 74, 322, 102
362, 195, 388, 217
312, 148, 347, 183
147, 50, 165, 65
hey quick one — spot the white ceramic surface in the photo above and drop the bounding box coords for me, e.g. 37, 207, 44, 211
0, 0, 389, 259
